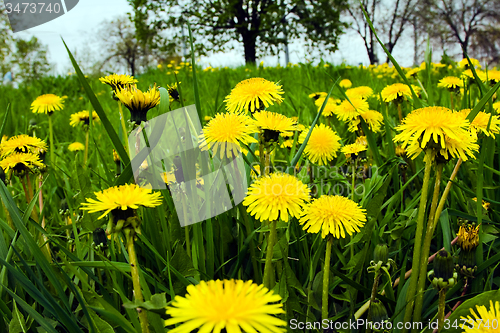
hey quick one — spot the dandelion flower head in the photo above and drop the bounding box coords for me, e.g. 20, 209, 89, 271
300, 195, 366, 239
243, 173, 309, 222
224, 78, 284, 114
164, 279, 286, 333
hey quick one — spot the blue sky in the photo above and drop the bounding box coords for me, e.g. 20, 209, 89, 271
7, 0, 418, 73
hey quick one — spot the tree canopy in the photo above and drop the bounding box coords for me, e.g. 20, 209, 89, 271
129, 0, 349, 64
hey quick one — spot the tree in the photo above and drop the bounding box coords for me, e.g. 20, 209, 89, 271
346, 0, 419, 64
96, 15, 177, 75
129, 0, 349, 65
1, 10, 51, 82
419, 0, 500, 64
13, 37, 51, 82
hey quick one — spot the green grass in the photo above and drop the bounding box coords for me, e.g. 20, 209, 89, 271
0, 53, 498, 333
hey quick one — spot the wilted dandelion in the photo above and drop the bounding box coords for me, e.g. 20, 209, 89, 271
164, 279, 286, 333
224, 78, 284, 114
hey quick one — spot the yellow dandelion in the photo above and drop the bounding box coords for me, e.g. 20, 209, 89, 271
253, 111, 297, 141
69, 111, 99, 127
457, 224, 480, 251
395, 145, 406, 157
81, 184, 162, 219
243, 173, 309, 222
334, 98, 369, 121
99, 74, 138, 93
320, 98, 340, 117
405, 67, 422, 79
339, 79, 352, 89
487, 70, 500, 84
164, 279, 286, 333
494, 101, 500, 113
298, 124, 341, 165
405, 129, 478, 161
309, 92, 328, 100
30, 94, 66, 115
472, 197, 490, 211
457, 109, 500, 137
460, 300, 500, 333
458, 58, 481, 69
461, 69, 487, 82
299, 195, 366, 239
346, 86, 373, 100
0, 152, 45, 174
356, 136, 368, 146
393, 106, 471, 150
224, 78, 284, 114
0, 134, 47, 157
199, 112, 258, 159
115, 84, 160, 124
380, 83, 416, 103
167, 82, 180, 103
342, 143, 367, 159
68, 142, 85, 152
348, 110, 384, 133
438, 76, 464, 90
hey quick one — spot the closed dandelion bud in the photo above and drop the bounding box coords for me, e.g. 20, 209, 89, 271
93, 228, 108, 250
434, 250, 454, 280
370, 299, 389, 323
374, 244, 388, 263
457, 249, 477, 277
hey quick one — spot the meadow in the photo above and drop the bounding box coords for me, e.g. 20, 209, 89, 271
0, 42, 499, 333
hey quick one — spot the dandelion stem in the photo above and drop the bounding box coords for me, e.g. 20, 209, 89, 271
413, 163, 444, 328
437, 288, 446, 332
263, 220, 277, 289
402, 149, 434, 331
322, 235, 333, 322
125, 229, 150, 333
84, 129, 89, 166
366, 272, 382, 333
397, 104, 403, 123
48, 115, 55, 166
118, 102, 130, 155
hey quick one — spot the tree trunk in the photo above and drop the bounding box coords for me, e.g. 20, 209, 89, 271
242, 33, 257, 64
368, 48, 379, 65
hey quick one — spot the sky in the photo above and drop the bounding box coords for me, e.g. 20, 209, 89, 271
4, 0, 421, 74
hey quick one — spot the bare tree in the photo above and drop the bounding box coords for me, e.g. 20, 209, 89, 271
346, 0, 419, 64
420, 0, 500, 64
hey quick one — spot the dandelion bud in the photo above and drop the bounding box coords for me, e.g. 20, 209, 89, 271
373, 244, 388, 263
370, 299, 389, 324
434, 250, 454, 280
